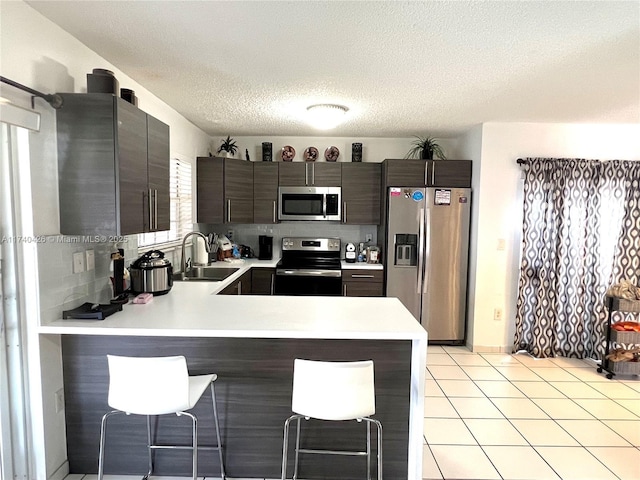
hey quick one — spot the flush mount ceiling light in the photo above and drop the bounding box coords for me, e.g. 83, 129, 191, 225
306, 104, 349, 130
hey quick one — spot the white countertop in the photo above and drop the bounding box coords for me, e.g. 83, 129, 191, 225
39, 281, 425, 341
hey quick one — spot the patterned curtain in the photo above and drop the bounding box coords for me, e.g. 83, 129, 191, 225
514, 158, 640, 359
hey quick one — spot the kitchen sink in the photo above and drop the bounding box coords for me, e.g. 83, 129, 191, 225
174, 266, 240, 282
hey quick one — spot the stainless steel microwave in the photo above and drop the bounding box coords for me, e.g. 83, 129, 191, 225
278, 186, 341, 221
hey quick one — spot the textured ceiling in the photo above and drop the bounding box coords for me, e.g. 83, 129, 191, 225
26, 0, 640, 137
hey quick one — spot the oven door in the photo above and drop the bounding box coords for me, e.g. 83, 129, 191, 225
274, 269, 342, 296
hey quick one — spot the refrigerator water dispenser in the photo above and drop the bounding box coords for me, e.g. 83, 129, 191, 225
394, 234, 417, 266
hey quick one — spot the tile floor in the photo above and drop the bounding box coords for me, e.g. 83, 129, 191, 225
423, 346, 640, 480
65, 346, 640, 480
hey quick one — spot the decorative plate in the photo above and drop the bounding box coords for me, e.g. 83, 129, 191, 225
325, 146, 340, 162
281, 145, 296, 162
304, 146, 319, 162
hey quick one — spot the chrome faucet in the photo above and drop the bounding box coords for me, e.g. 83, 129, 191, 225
180, 231, 210, 277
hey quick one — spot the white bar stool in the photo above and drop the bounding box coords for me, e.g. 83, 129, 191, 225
280, 359, 383, 480
97, 355, 225, 480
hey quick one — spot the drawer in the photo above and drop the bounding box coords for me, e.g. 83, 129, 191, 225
342, 269, 383, 283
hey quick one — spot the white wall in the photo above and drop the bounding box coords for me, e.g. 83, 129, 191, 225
466, 122, 640, 352
457, 125, 483, 348
0, 2, 211, 478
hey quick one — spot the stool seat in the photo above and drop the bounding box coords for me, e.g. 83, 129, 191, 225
281, 359, 382, 480
98, 355, 225, 480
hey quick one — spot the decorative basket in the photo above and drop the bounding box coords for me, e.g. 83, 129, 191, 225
610, 328, 640, 345
609, 360, 640, 375
611, 297, 640, 312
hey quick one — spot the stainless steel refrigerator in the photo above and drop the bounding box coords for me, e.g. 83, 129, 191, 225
385, 187, 471, 343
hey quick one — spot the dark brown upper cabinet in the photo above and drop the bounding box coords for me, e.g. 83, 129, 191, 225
278, 162, 341, 187
383, 159, 472, 188
197, 157, 253, 224
253, 162, 279, 224
56, 93, 170, 236
341, 163, 382, 225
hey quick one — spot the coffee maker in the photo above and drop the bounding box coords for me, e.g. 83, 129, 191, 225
258, 235, 273, 260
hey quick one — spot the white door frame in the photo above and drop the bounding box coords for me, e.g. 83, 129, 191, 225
1, 103, 46, 480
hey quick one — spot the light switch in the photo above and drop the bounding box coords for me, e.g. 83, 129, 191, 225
497, 238, 506, 251
72, 252, 85, 273
85, 249, 95, 271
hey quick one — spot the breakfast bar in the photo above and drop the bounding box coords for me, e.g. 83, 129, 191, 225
39, 283, 427, 480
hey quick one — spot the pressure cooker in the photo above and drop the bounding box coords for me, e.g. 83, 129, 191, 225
129, 250, 173, 295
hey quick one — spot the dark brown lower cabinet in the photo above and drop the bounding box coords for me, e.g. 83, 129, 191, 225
61, 335, 411, 479
251, 268, 275, 295
342, 269, 384, 297
219, 270, 252, 295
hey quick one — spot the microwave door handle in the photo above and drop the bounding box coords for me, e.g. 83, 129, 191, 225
323, 194, 327, 218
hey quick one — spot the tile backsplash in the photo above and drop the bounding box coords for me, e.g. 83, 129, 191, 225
195, 222, 378, 258
38, 235, 138, 325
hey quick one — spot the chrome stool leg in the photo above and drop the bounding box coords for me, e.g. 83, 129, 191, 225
210, 382, 226, 480
143, 415, 154, 480
366, 420, 371, 480
292, 417, 302, 480
97, 410, 124, 480
191, 413, 198, 480
281, 414, 304, 480
362, 418, 383, 480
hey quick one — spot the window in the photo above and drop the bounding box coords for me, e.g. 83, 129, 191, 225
138, 157, 192, 247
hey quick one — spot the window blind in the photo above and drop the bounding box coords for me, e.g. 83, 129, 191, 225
138, 158, 192, 247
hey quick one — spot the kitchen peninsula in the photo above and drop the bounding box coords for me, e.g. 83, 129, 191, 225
39, 281, 427, 480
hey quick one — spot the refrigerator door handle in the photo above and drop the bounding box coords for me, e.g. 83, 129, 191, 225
423, 207, 431, 294
417, 208, 425, 294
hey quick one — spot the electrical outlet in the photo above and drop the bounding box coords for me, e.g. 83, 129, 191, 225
72, 252, 85, 273
493, 308, 503, 321
85, 249, 95, 271
227, 229, 234, 241
365, 234, 373, 243
55, 388, 64, 413
497, 238, 506, 251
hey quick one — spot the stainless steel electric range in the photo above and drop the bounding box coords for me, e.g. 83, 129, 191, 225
274, 237, 342, 296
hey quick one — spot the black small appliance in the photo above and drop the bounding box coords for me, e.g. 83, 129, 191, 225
262, 142, 273, 162
87, 68, 119, 94
258, 235, 273, 260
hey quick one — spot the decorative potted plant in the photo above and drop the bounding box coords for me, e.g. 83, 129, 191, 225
217, 136, 238, 157
406, 136, 446, 160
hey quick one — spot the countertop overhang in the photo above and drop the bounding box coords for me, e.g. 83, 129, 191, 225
39, 281, 426, 341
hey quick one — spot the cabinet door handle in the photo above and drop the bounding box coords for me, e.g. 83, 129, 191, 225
147, 189, 153, 231
154, 189, 158, 230
431, 161, 436, 185
227, 199, 231, 223
237, 281, 242, 295
270, 273, 275, 295
273, 200, 277, 223
343, 284, 347, 296
343, 202, 347, 223
424, 162, 428, 186
305, 164, 309, 185
311, 164, 315, 185
352, 274, 374, 278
